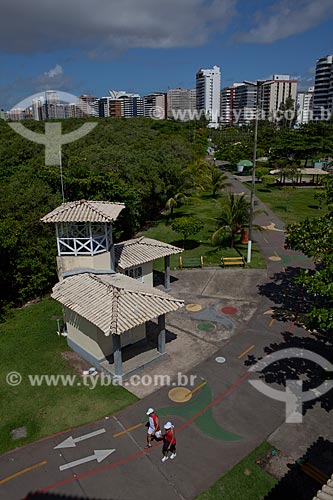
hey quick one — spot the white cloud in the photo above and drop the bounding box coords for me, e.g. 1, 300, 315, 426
0, 66, 80, 109
44, 64, 64, 78
0, 0, 237, 54
236, 0, 333, 44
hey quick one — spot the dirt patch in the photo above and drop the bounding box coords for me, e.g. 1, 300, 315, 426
256, 449, 298, 480
22, 296, 44, 308
61, 351, 92, 374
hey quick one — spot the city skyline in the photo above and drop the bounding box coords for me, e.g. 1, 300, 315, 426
1, 0, 333, 110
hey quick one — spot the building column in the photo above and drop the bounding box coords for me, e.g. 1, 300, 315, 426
164, 255, 170, 291
158, 314, 166, 354
112, 334, 122, 377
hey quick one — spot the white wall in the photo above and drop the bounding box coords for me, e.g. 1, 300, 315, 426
64, 307, 146, 361
57, 252, 112, 280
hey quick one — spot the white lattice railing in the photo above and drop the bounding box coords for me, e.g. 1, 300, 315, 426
58, 236, 108, 255
56, 223, 113, 256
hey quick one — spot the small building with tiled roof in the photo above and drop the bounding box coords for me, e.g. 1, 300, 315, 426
115, 237, 182, 289
41, 199, 126, 223
42, 200, 184, 377
52, 272, 183, 377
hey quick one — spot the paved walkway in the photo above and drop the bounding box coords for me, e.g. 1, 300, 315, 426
0, 176, 332, 500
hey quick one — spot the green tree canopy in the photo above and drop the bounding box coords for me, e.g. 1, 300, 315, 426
171, 216, 204, 248
285, 177, 333, 333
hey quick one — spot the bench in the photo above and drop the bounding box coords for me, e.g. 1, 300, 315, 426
299, 462, 329, 485
179, 256, 204, 269
221, 256, 245, 268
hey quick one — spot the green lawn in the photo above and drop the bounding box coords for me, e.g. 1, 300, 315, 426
254, 186, 328, 225
196, 442, 277, 500
138, 193, 266, 269
0, 298, 137, 453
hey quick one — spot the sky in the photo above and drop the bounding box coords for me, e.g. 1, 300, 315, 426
0, 0, 333, 109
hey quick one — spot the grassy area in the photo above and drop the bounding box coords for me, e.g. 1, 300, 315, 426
0, 298, 137, 453
138, 193, 266, 269
196, 442, 277, 500
254, 185, 328, 225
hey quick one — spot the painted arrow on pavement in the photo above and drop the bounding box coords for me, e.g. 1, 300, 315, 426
54, 428, 106, 449
59, 449, 115, 471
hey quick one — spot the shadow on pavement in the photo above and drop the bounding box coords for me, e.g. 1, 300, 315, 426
258, 266, 314, 325
244, 331, 333, 415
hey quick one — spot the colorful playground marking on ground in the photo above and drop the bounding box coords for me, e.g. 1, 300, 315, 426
186, 304, 202, 312
238, 345, 255, 359
215, 356, 226, 364
269, 255, 282, 261
168, 381, 207, 403
190, 305, 234, 331
113, 423, 143, 438
168, 387, 193, 403
197, 321, 216, 331
160, 382, 243, 441
261, 222, 285, 232
0, 461, 47, 486
221, 306, 238, 315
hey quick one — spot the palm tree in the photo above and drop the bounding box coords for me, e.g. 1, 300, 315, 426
209, 167, 231, 197
211, 193, 252, 248
165, 192, 187, 216
165, 160, 208, 216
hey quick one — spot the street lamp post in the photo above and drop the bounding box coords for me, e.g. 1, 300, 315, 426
243, 80, 272, 263
248, 84, 259, 264
243, 80, 260, 263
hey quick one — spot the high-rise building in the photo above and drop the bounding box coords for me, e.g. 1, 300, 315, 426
233, 84, 257, 125
117, 94, 144, 117
258, 75, 297, 121
45, 90, 60, 119
220, 84, 243, 126
167, 88, 196, 121
7, 108, 26, 121
101, 91, 144, 118
143, 93, 167, 119
196, 65, 221, 127
296, 87, 314, 125
313, 55, 333, 120
77, 95, 99, 117
98, 96, 121, 117
32, 96, 45, 120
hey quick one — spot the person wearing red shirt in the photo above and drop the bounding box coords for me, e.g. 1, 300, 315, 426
161, 421, 176, 462
146, 408, 162, 448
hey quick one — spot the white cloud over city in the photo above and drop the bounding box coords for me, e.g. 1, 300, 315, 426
0, 65, 78, 109
236, 0, 333, 44
0, 0, 237, 53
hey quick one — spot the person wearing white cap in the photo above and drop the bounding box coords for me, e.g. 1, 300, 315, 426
161, 422, 176, 462
145, 408, 162, 448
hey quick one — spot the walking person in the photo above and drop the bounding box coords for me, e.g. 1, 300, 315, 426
161, 422, 176, 462
146, 408, 162, 448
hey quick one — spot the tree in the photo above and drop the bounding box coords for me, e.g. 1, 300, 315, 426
285, 177, 333, 333
262, 175, 275, 187
171, 216, 203, 248
281, 186, 296, 211
0, 117, 208, 313
276, 96, 296, 128
212, 193, 251, 248
209, 166, 230, 197
165, 192, 187, 217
